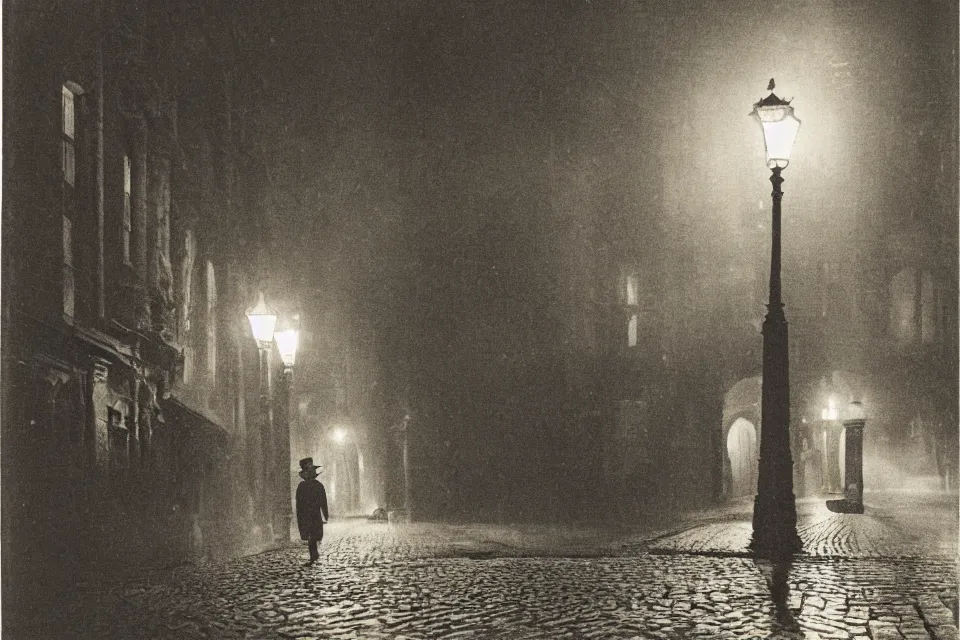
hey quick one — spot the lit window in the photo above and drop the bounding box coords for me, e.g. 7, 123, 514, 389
61, 83, 80, 318
122, 154, 132, 264
62, 86, 75, 187
206, 261, 217, 382
628, 313, 638, 347
626, 274, 639, 307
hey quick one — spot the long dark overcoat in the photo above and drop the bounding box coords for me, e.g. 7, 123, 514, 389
296, 478, 329, 540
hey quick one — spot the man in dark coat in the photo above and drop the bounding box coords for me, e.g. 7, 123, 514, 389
295, 457, 329, 565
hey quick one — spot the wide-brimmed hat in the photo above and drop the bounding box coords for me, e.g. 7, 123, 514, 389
299, 457, 323, 476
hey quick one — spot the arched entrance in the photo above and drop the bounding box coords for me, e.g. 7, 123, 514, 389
727, 417, 758, 498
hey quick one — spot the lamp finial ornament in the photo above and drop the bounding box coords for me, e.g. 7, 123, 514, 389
767, 78, 775, 91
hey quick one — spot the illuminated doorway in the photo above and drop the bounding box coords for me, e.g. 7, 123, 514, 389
727, 417, 758, 498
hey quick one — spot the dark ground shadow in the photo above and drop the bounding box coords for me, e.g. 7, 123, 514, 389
754, 556, 804, 639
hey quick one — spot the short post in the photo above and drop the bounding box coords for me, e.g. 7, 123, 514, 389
827, 401, 866, 514
842, 414, 865, 511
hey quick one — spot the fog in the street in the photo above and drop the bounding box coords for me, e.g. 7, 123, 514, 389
249, 0, 957, 522
3, 0, 957, 637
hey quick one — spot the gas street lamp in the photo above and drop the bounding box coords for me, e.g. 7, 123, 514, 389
274, 328, 299, 370
749, 80, 803, 557
246, 292, 278, 543
247, 291, 278, 346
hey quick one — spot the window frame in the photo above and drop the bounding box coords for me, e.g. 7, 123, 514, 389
122, 153, 132, 265
61, 85, 76, 188
60, 82, 84, 318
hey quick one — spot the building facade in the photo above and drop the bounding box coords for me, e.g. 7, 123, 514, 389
2, 0, 286, 613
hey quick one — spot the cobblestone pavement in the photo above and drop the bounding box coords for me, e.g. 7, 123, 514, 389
640, 493, 958, 560
7, 493, 958, 640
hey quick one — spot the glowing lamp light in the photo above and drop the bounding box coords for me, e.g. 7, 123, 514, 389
821, 400, 839, 421
844, 401, 866, 422
274, 329, 299, 369
246, 291, 278, 346
751, 91, 801, 169
332, 428, 347, 444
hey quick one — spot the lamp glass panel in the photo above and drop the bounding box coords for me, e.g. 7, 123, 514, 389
275, 329, 299, 367
247, 313, 277, 344
760, 111, 801, 169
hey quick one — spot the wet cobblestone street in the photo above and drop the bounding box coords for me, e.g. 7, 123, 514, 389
9, 493, 958, 640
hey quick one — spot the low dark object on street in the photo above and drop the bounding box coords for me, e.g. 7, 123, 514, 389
368, 507, 388, 522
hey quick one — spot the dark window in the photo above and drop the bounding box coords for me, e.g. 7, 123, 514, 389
62, 216, 74, 317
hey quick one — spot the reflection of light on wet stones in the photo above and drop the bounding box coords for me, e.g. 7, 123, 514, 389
253, 609, 284, 622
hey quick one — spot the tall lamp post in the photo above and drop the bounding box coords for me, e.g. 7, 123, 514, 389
749, 80, 803, 557
274, 327, 299, 541
246, 292, 278, 542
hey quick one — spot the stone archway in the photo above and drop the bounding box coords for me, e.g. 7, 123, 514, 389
722, 376, 762, 500
726, 417, 758, 498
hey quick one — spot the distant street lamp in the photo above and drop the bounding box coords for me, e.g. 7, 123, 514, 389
749, 80, 803, 557
247, 291, 279, 346
246, 292, 278, 543
275, 328, 299, 369
820, 403, 839, 422
274, 326, 299, 540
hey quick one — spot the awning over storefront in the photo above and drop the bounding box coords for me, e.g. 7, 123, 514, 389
158, 396, 230, 451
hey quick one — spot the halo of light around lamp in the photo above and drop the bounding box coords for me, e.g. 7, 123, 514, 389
246, 292, 278, 345
844, 401, 866, 422
751, 92, 801, 169
275, 329, 299, 368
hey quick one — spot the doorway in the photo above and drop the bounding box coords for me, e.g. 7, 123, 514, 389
727, 417, 758, 498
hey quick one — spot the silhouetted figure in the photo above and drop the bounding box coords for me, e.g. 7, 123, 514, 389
295, 458, 329, 565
